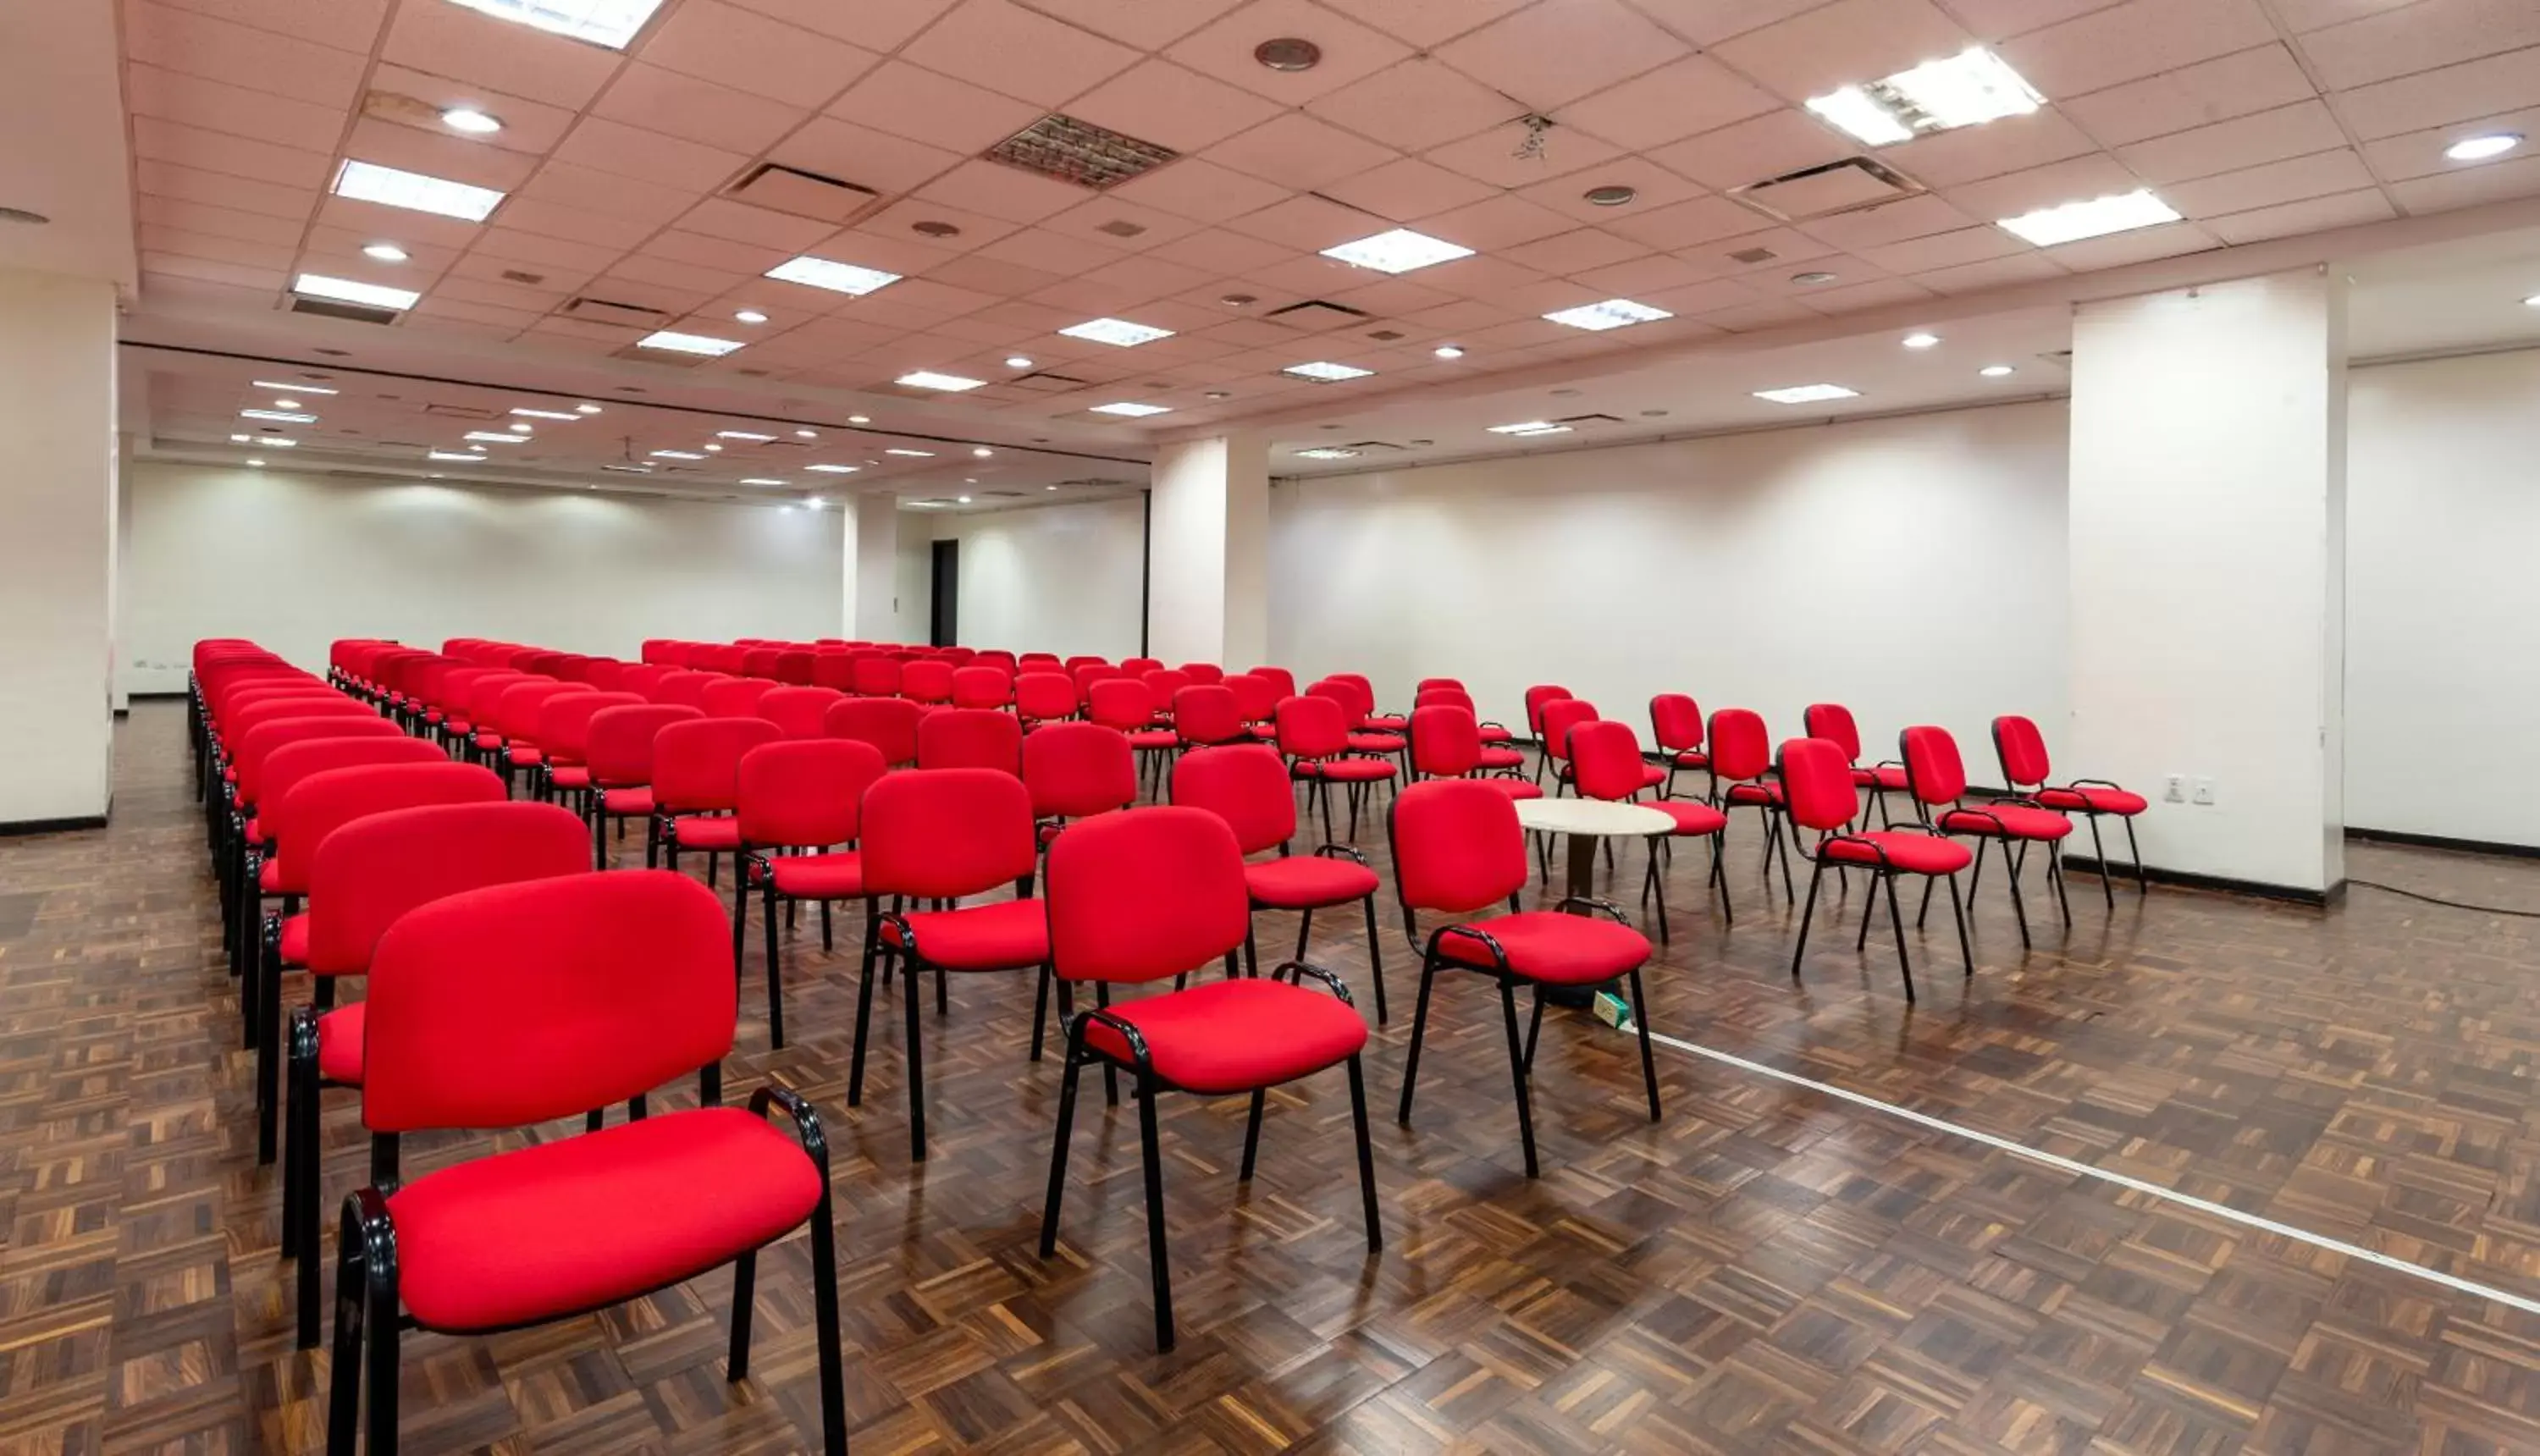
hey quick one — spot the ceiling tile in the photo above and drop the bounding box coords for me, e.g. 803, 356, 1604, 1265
1997, 0, 2278, 101
826, 62, 1048, 154
1499, 228, 1654, 274
1206, 113, 1402, 192
1036, 196, 1212, 251
1240, 251, 1379, 296
125, 0, 367, 108
2118, 101, 2353, 185
443, 245, 588, 291
1425, 119, 1628, 190
1066, 61, 1286, 154
149, 0, 390, 54
815, 229, 960, 278
901, 0, 1144, 108
1514, 156, 1710, 224
1648, 109, 1858, 190
517, 160, 697, 228
971, 227, 1130, 274
1318, 157, 1501, 222
1222, 193, 1394, 251
1565, 251, 1715, 295
1078, 253, 1221, 304
685, 196, 849, 251
1306, 59, 1527, 154
138, 223, 297, 271
726, 0, 962, 50
493, 196, 659, 249
1144, 227, 1295, 274
124, 63, 345, 152
135, 194, 306, 247
379, 0, 623, 109
1343, 0, 1536, 47
1931, 0, 2126, 40
1853, 223, 2027, 273
600, 251, 732, 297
853, 197, 1026, 253
2054, 44, 2318, 147
1683, 224, 1842, 275
1908, 250, 2066, 291
2332, 44, 2540, 141
1710, 0, 1975, 104
1107, 158, 1295, 223
1433, 0, 1692, 111
1794, 193, 1980, 251
914, 159, 1102, 224
1393, 252, 1549, 301
136, 158, 317, 224
1619, 0, 1835, 47
2031, 218, 2216, 268
365, 64, 580, 158
1602, 194, 1771, 249
1881, 109, 2100, 188
1413, 193, 1581, 251
1165, 0, 1416, 104
131, 115, 333, 190
1010, 0, 1246, 48
553, 117, 752, 195
472, 227, 630, 275
919, 254, 1066, 295
1791, 275, 1936, 312
342, 116, 539, 194
2162, 148, 2377, 217
1554, 55, 1783, 152
2270, 0, 2417, 29
592, 64, 812, 157
1328, 275, 1462, 316
772, 118, 968, 198
140, 251, 287, 292
2203, 187, 2396, 244
2298, 0, 2540, 91
641, 0, 880, 110
1938, 152, 2143, 219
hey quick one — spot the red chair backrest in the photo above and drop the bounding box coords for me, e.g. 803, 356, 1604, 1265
1015, 671, 1079, 724
1063, 655, 1107, 670
1275, 693, 1350, 759
811, 651, 857, 692
737, 738, 886, 847
1019, 652, 1062, 670
1803, 703, 1863, 763
774, 648, 815, 686
1409, 704, 1483, 778
618, 663, 673, 697
361, 870, 732, 1133
467, 672, 535, 728
1179, 662, 1223, 685
1173, 684, 1244, 746
1314, 676, 1375, 726
1389, 780, 1525, 914
433, 666, 494, 716
1992, 714, 2051, 789
1416, 677, 1465, 693
1022, 721, 1136, 821
235, 714, 407, 802
1709, 709, 1770, 783
651, 670, 715, 707
257, 736, 455, 857
653, 717, 782, 813
1069, 662, 1119, 697
951, 665, 1013, 709
497, 680, 574, 741
1569, 720, 1651, 802
902, 659, 955, 704
1415, 687, 1473, 714
1524, 685, 1571, 736
1650, 694, 1703, 753
850, 654, 901, 697
1046, 808, 1251, 985
1224, 672, 1278, 725
742, 647, 783, 679
1780, 738, 1859, 834
861, 769, 1036, 898
1141, 668, 1191, 705
538, 691, 645, 765
1538, 698, 1598, 764
1121, 657, 1162, 676
1901, 725, 1968, 805
275, 763, 513, 909
825, 696, 922, 767
306, 800, 588, 977
586, 703, 705, 787
759, 686, 843, 739
1168, 744, 1294, 855
917, 707, 1022, 774
1086, 678, 1157, 733
702, 676, 779, 719
1248, 665, 1296, 698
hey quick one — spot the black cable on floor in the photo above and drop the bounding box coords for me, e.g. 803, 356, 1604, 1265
2347, 880, 2540, 918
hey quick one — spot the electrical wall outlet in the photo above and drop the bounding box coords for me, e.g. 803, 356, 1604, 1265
2192, 777, 2216, 806
2163, 774, 2186, 803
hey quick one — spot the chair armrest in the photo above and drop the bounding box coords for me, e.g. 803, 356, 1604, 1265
748, 1085, 831, 1180
2068, 777, 2123, 791
1271, 960, 1356, 1007
1075, 1007, 1152, 1068
1314, 843, 1368, 864
1430, 922, 1510, 973
1554, 895, 1631, 925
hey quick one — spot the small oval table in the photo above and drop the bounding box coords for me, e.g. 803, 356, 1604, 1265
1515, 797, 1672, 1007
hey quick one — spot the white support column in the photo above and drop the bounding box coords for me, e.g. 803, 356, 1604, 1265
0, 267, 118, 823
1147, 432, 1267, 668
113, 429, 133, 714
2067, 268, 2347, 895
844, 492, 903, 643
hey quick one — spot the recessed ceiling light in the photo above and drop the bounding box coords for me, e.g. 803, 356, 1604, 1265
230, 434, 297, 446
635, 329, 744, 356
1808, 47, 2042, 146
1792, 271, 1839, 284
806, 463, 860, 473
511, 407, 579, 420
241, 409, 317, 423
253, 380, 334, 394
848, 414, 870, 424
1203, 390, 1232, 400
717, 430, 776, 442
1582, 185, 1637, 207
649, 449, 706, 460
1061, 317, 1173, 346
1219, 294, 1257, 307
1806, 87, 1914, 146
362, 242, 410, 263
465, 431, 523, 443
575, 403, 602, 414
439, 108, 503, 135
2525, 294, 2540, 307
428, 450, 486, 461
273, 399, 301, 410
1543, 299, 1671, 331
1255, 36, 1321, 71
1295, 447, 1361, 460
1488, 421, 1571, 436
1434, 345, 1466, 359
1284, 361, 1375, 381
1046, 484, 1059, 491
1321, 229, 1475, 274
1980, 364, 2016, 378
740, 477, 788, 486
1755, 384, 1862, 404
331, 160, 505, 222
886, 448, 934, 457
1902, 331, 1940, 349
444, 0, 667, 49
292, 273, 422, 310
957, 494, 973, 505
734, 309, 769, 324
1997, 189, 2181, 245
765, 256, 901, 295
897, 371, 986, 391
1092, 401, 1172, 416
246, 458, 266, 467
703, 443, 724, 451
1005, 356, 1034, 368
973, 446, 995, 457
2446, 133, 2522, 162
795, 428, 816, 438
508, 421, 533, 433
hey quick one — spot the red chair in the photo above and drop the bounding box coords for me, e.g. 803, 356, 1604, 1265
1121, 656, 1162, 676
1649, 694, 1710, 799
1019, 652, 1062, 671
1901, 725, 2073, 946
850, 653, 902, 698
1023, 721, 1135, 843
810, 650, 856, 692
1805, 703, 1906, 830
651, 718, 783, 883
702, 676, 780, 719
651, 669, 715, 708
1069, 662, 1121, 700
1173, 683, 1245, 748
1537, 697, 1599, 794
1276, 693, 1396, 841
1015, 671, 1079, 728
1329, 672, 1403, 734
1247, 665, 1297, 700
489, 679, 577, 792
1225, 672, 1280, 740
743, 646, 784, 679
1570, 720, 1730, 940
774, 648, 815, 685
321, 871, 847, 1456
1088, 678, 1176, 791
759, 685, 843, 740
224, 713, 409, 973
1416, 686, 1514, 748
1781, 738, 1972, 1003
1388, 780, 1658, 1179
853, 769, 1051, 1159
952, 665, 1013, 709
533, 690, 643, 808
1173, 745, 1387, 1020
734, 739, 888, 1046
1709, 708, 1794, 903
1523, 685, 1571, 785
1178, 661, 1223, 685
584, 703, 703, 869
903, 659, 955, 707
1408, 705, 1541, 801
826, 695, 922, 767
1313, 677, 1405, 762
1140, 667, 1191, 714
1992, 714, 2146, 906
918, 706, 1023, 774
1038, 805, 1377, 1352
279, 795, 580, 1344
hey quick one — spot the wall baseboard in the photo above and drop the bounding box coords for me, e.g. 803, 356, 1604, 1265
128, 690, 190, 701
0, 811, 109, 837
2345, 825, 2540, 860
2061, 852, 2338, 907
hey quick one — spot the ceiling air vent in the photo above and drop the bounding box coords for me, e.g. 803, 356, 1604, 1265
1341, 441, 1408, 453
1731, 157, 1924, 223
422, 403, 504, 421
1554, 413, 1626, 426
979, 489, 1024, 499
724, 163, 880, 224
601, 464, 653, 475
563, 295, 665, 328
500, 268, 546, 285
1059, 477, 1138, 488
1727, 245, 1777, 264
289, 297, 398, 325
1264, 300, 1372, 331
1008, 371, 1091, 393
984, 114, 1178, 190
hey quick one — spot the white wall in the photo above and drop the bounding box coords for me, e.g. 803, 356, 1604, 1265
1149, 434, 1268, 667
2347, 347, 2540, 847
123, 462, 843, 692
1267, 401, 2071, 764
934, 495, 1145, 659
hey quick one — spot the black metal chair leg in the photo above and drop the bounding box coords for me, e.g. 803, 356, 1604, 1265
1499, 977, 1541, 1178
2048, 841, 2073, 925
1135, 1067, 1174, 1351
1947, 875, 1974, 976
763, 883, 784, 1049
1359, 896, 1387, 1023
324, 1207, 365, 1456
1789, 861, 1824, 983
1038, 1025, 1085, 1257
848, 906, 880, 1106
1886, 871, 1916, 1003
1855, 866, 1882, 953
2086, 815, 2114, 909
1627, 968, 1659, 1120
726, 1249, 757, 1380
2124, 816, 2147, 894
1239, 1088, 1267, 1180
2000, 840, 2033, 947
820, 898, 833, 952
1294, 907, 1313, 962
1345, 1056, 1381, 1252
363, 1219, 400, 1456
1396, 957, 1438, 1125
903, 954, 928, 1161
1030, 963, 1052, 1062
1645, 838, 1670, 945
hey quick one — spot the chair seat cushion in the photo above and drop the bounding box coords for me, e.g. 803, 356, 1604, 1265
601, 786, 653, 816
1436, 911, 1651, 984
318, 1001, 363, 1084
259, 858, 282, 893
1477, 725, 1513, 743
1671, 749, 1709, 769
389, 1108, 821, 1334
1941, 804, 2072, 841
1245, 854, 1379, 910
1853, 764, 1909, 790
1363, 714, 1407, 733
549, 765, 591, 791
473, 732, 504, 751
1477, 746, 1527, 771
245, 814, 265, 845
1347, 732, 1405, 756
1298, 758, 1394, 783
1725, 780, 1785, 808
759, 850, 864, 900
1825, 831, 1973, 875
279, 912, 309, 967
506, 746, 544, 767
444, 719, 472, 736
669, 816, 741, 851
1081, 979, 1367, 1095
2035, 786, 2147, 815
1650, 800, 1727, 836
881, 898, 1047, 971
1474, 777, 1543, 801
1127, 729, 1179, 751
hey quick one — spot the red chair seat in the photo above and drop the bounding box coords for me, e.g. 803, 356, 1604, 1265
1477, 747, 1527, 771
600, 786, 653, 816
1671, 749, 1709, 769
279, 912, 309, 966
1298, 758, 1394, 783
424, 710, 444, 725
259, 859, 283, 893
1649, 800, 1727, 836
1941, 804, 2072, 841
1725, 781, 1785, 808
389, 1108, 822, 1334
1635, 764, 1666, 791
881, 897, 1047, 970
1436, 911, 1650, 984
549, 765, 591, 791
318, 1001, 363, 1083
507, 747, 544, 767
1852, 764, 1909, 790
1127, 729, 1179, 751
669, 816, 741, 851
2035, 786, 2147, 815
445, 719, 472, 736
1824, 832, 1973, 875
473, 732, 504, 751
1247, 725, 1278, 740
246, 815, 265, 843
1244, 854, 1379, 909
759, 851, 865, 899
1080, 979, 1366, 1095
1347, 732, 1405, 756
1476, 778, 1543, 801
1477, 725, 1513, 743
1364, 714, 1407, 733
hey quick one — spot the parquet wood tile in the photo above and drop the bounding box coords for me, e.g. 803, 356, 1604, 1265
8, 705, 2540, 1452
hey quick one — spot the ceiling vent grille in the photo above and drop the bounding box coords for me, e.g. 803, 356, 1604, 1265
289, 297, 398, 325
1554, 413, 1626, 426
983, 114, 1178, 190
1058, 477, 1138, 488
1008, 370, 1091, 393
1264, 299, 1372, 331
1731, 157, 1924, 223
563, 295, 665, 328
1341, 440, 1408, 453
723, 163, 881, 224
422, 402, 504, 421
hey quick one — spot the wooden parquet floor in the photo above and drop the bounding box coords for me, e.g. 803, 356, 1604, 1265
7, 704, 2540, 1454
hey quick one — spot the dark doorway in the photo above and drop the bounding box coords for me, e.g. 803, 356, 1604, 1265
930, 538, 959, 646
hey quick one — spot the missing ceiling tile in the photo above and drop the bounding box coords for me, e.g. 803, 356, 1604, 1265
562, 295, 666, 328
723, 163, 881, 224
1265, 299, 1372, 331
1731, 157, 1924, 223
985, 114, 1179, 190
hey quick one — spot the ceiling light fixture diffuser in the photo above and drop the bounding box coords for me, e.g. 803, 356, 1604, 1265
1295, 447, 1360, 460
1060, 317, 1173, 347
886, 448, 934, 457
292, 273, 421, 310
1091, 401, 1171, 416
765, 255, 901, 295
1320, 229, 1474, 274
253, 381, 334, 394
511, 407, 580, 420
896, 371, 986, 392
2445, 133, 2521, 162
1284, 361, 1374, 381
443, 0, 668, 49
241, 409, 317, 423
1808, 47, 2042, 146
716, 430, 776, 441
464, 431, 523, 443
1543, 298, 1671, 331
635, 329, 744, 356
1754, 384, 1861, 404
331, 160, 505, 221
440, 108, 503, 135
805, 463, 860, 473
1996, 188, 2181, 245
428, 450, 486, 461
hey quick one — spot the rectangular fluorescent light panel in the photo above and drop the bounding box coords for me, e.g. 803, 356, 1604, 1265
443, 0, 669, 50
1320, 229, 1474, 274
1996, 188, 2183, 246
511, 407, 583, 420
1543, 299, 1671, 332
230, 434, 297, 446
1805, 88, 1913, 146
1060, 317, 1173, 347
715, 430, 776, 441
241, 409, 317, 423
1284, 361, 1374, 382
254, 381, 335, 394
1754, 384, 1861, 405
1488, 421, 1559, 434
636, 330, 744, 356
1295, 448, 1361, 460
765, 256, 901, 296
805, 464, 860, 473
885, 448, 934, 457
293, 273, 422, 311
1808, 47, 2043, 146
1092, 401, 1173, 416
428, 450, 486, 461
896, 371, 986, 392
463, 431, 525, 443
739, 477, 788, 486
649, 449, 706, 460
332, 160, 505, 222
